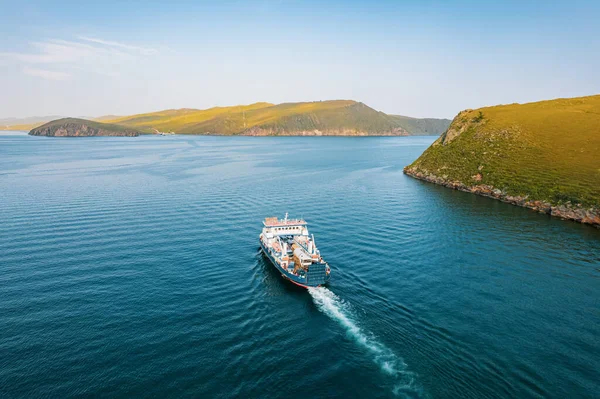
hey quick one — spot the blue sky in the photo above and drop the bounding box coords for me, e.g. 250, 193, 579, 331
1, 0, 599, 118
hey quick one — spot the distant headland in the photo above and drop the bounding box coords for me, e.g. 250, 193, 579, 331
29, 118, 141, 137
3, 100, 451, 137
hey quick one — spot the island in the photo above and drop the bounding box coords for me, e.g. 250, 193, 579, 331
29, 118, 141, 137
404, 94, 600, 227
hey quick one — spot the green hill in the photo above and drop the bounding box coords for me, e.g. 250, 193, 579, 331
29, 118, 142, 137
404, 95, 600, 227
389, 115, 451, 135
5, 101, 450, 136
104, 103, 273, 134
105, 100, 410, 136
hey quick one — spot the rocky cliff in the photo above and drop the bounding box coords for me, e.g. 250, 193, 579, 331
404, 167, 600, 227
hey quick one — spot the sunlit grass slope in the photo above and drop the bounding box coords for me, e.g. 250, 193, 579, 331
104, 102, 274, 133
3, 101, 450, 135
407, 95, 600, 207
104, 100, 407, 135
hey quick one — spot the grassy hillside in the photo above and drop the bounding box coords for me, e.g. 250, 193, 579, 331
29, 118, 142, 137
103, 100, 452, 136
6, 101, 450, 135
405, 95, 600, 210
5, 101, 450, 135
389, 115, 451, 135
103, 100, 406, 135
104, 102, 274, 133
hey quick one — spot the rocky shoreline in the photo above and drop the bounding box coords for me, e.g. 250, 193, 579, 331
239, 126, 409, 136
403, 166, 600, 228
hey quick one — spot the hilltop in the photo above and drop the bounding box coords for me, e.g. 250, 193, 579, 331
3, 101, 450, 136
29, 118, 142, 137
404, 95, 600, 227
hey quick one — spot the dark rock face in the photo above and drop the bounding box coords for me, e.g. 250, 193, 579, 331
30, 122, 139, 137
403, 166, 600, 228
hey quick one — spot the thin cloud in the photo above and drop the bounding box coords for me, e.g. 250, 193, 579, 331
77, 36, 157, 55
0, 36, 157, 80
23, 66, 70, 80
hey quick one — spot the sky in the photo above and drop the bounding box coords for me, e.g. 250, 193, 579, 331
0, 0, 599, 119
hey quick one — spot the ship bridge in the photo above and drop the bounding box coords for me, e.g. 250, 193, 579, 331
263, 214, 308, 237
263, 215, 307, 227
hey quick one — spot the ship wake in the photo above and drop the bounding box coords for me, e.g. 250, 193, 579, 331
308, 287, 423, 397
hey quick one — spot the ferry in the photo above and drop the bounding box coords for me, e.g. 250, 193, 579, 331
259, 214, 331, 288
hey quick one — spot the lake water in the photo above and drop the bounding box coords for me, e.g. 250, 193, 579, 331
1, 132, 599, 398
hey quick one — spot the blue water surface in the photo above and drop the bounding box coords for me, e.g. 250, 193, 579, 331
1, 132, 599, 398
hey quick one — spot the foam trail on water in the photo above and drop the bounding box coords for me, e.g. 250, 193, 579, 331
308, 286, 424, 397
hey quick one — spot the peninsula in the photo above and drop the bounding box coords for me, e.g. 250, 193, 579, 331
404, 94, 600, 227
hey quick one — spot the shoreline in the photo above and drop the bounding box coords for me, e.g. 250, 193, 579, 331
20, 131, 436, 138
403, 166, 600, 228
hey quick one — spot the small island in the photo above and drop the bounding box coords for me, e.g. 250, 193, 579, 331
29, 118, 141, 137
404, 94, 600, 227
